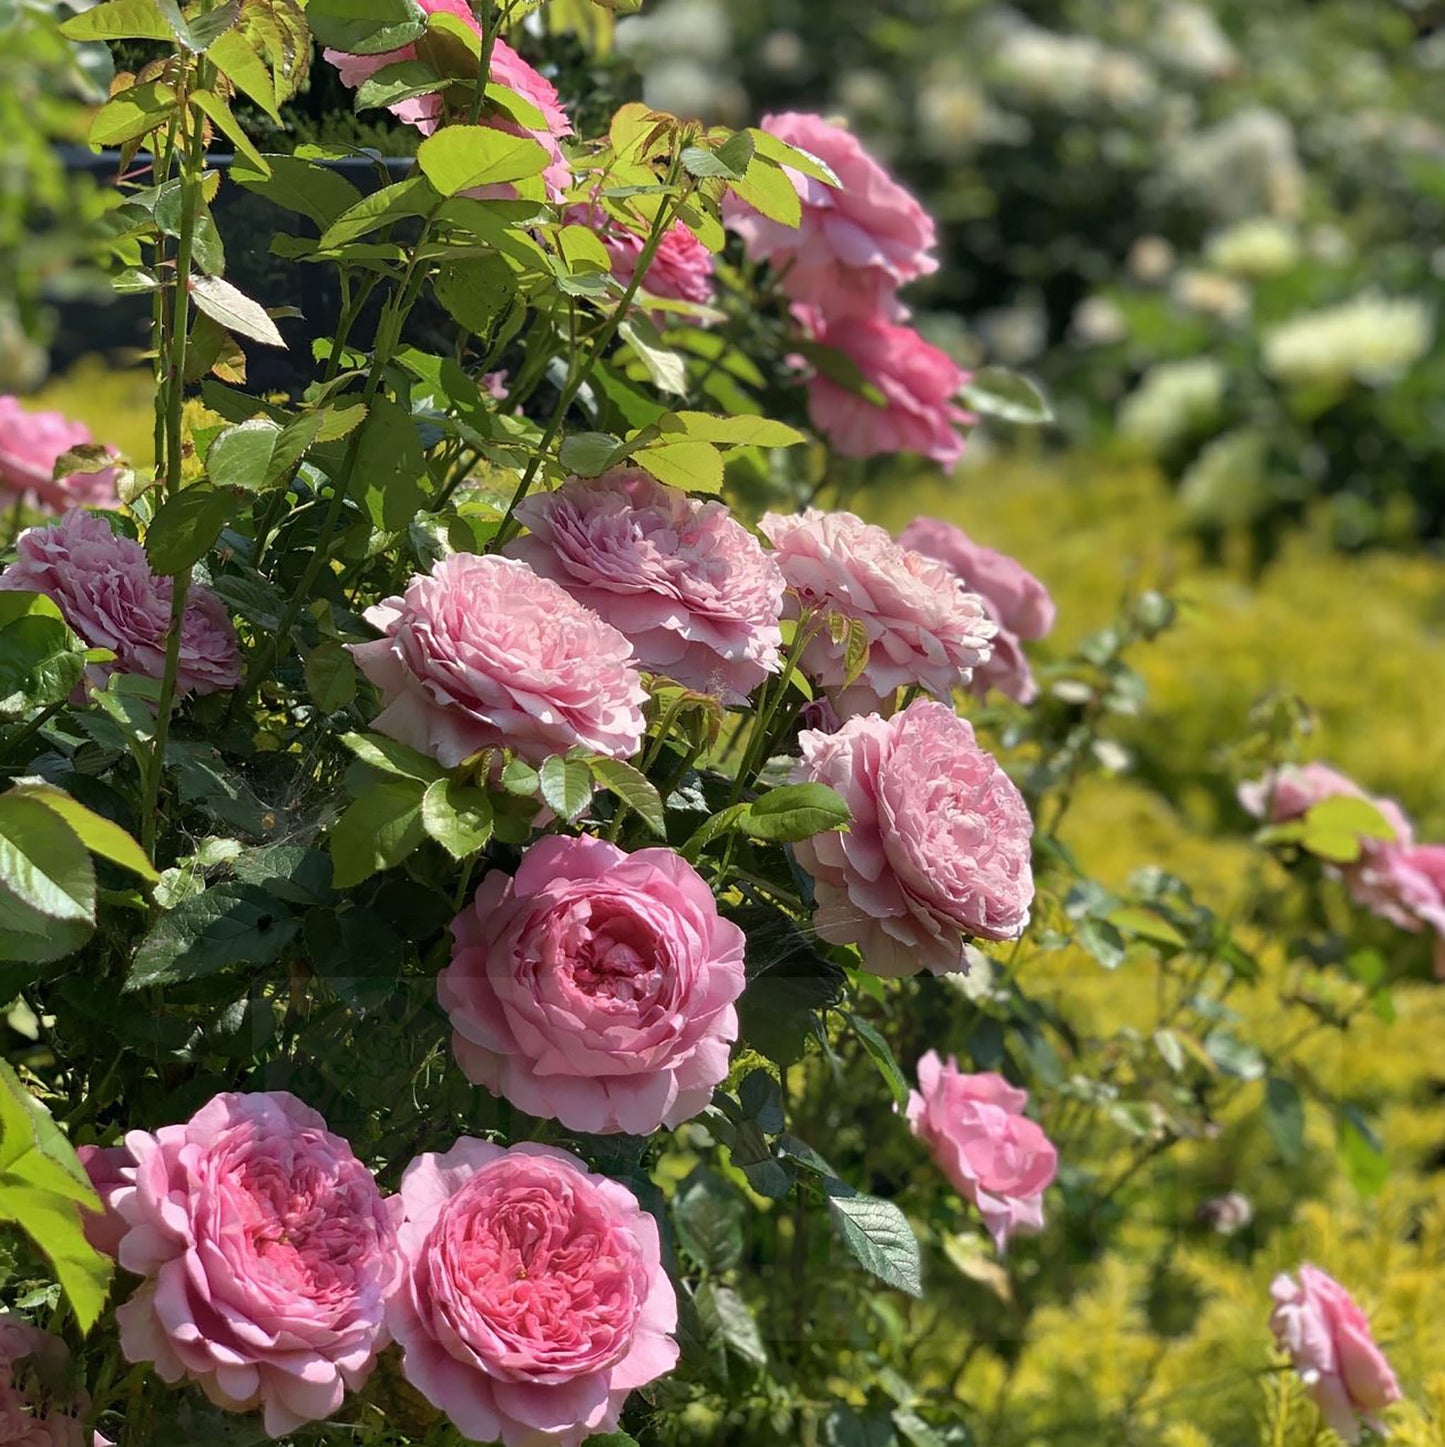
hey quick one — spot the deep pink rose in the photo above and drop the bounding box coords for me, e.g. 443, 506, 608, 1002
722, 111, 937, 321
351, 554, 648, 768
388, 1139, 678, 1447
1270, 1265, 1402, 1443
440, 834, 746, 1135
325, 17, 571, 196
905, 1051, 1057, 1251
111, 1092, 399, 1437
758, 508, 995, 714
800, 313, 972, 467
565, 206, 714, 310
0, 509, 242, 696
0, 396, 118, 513
0, 1314, 87, 1447
898, 518, 1055, 704
76, 1142, 134, 1259
793, 699, 1034, 975
507, 469, 784, 704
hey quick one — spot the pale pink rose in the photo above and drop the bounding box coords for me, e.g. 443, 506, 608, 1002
565, 206, 714, 309
111, 1092, 399, 1437
0, 1313, 87, 1447
1270, 1265, 1402, 1443
76, 1142, 134, 1259
325, 18, 571, 196
758, 508, 995, 713
722, 111, 937, 321
898, 518, 1055, 704
351, 554, 647, 769
800, 313, 972, 467
388, 1139, 678, 1447
0, 396, 118, 513
793, 699, 1034, 975
507, 469, 784, 704
905, 1051, 1057, 1251
0, 509, 242, 696
440, 835, 746, 1135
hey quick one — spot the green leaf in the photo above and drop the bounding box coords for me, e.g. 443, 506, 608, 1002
7, 781, 157, 883
417, 128, 549, 197
127, 882, 297, 988
1077, 916, 1126, 970
960, 367, 1053, 426
350, 396, 427, 533
190, 274, 286, 348
846, 1011, 909, 1108
60, 0, 173, 40
1306, 795, 1399, 843
1263, 1076, 1305, 1166
731, 903, 845, 1066
89, 80, 177, 146
1107, 906, 1187, 949
1204, 1029, 1266, 1081
747, 129, 841, 188
304, 641, 356, 713
679, 803, 749, 863
501, 758, 540, 795
207, 30, 281, 120
695, 1280, 767, 1368
0, 593, 87, 719
744, 782, 850, 843
538, 755, 593, 823
673, 1170, 744, 1272
145, 484, 232, 575
633, 440, 723, 494
0, 1061, 111, 1331
329, 777, 428, 888
0, 791, 95, 938
680, 136, 752, 181
657, 412, 806, 449
156, 0, 239, 51
823, 1181, 923, 1298
206, 418, 282, 491
619, 317, 687, 395
432, 255, 515, 336
586, 757, 665, 836
306, 0, 428, 54
727, 156, 801, 228
305, 906, 403, 1013
321, 175, 439, 249
231, 155, 363, 232
559, 432, 624, 478
421, 779, 494, 859
188, 89, 268, 174
355, 59, 444, 113
342, 733, 448, 783
1337, 1104, 1387, 1197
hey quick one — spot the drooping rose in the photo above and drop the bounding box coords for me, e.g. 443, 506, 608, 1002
758, 508, 995, 713
325, 14, 571, 195
0, 509, 242, 696
0, 1313, 87, 1447
792, 699, 1034, 975
1270, 1265, 1402, 1443
388, 1139, 678, 1447
0, 396, 118, 513
440, 834, 746, 1135
76, 1142, 134, 1259
799, 313, 973, 468
722, 111, 937, 320
350, 553, 648, 768
905, 1051, 1057, 1251
507, 469, 784, 704
111, 1092, 399, 1437
898, 516, 1054, 703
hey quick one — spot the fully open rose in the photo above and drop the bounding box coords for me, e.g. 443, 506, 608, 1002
110, 1092, 399, 1436
388, 1139, 678, 1447
793, 699, 1035, 974
440, 834, 746, 1134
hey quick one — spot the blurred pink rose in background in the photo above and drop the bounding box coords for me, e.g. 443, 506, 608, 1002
0, 396, 118, 514
0, 1312, 87, 1446
906, 1051, 1057, 1251
1270, 1265, 1401, 1443
792, 699, 1035, 975
389, 1138, 678, 1447
566, 206, 715, 309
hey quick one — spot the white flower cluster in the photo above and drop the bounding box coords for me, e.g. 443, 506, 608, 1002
993, 24, 1157, 112
1166, 107, 1305, 222
1204, 218, 1301, 279
1118, 358, 1227, 454
1263, 294, 1433, 391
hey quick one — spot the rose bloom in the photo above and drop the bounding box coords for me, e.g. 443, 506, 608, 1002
111, 1092, 399, 1436
507, 468, 784, 704
722, 111, 937, 321
440, 834, 746, 1135
351, 554, 648, 769
0, 1313, 87, 1447
388, 1139, 678, 1447
325, 7, 571, 195
899, 517, 1055, 704
801, 313, 973, 468
0, 396, 118, 513
0, 509, 242, 696
1270, 1265, 1402, 1443
565, 206, 714, 309
793, 699, 1034, 975
758, 508, 995, 713
906, 1051, 1057, 1251
76, 1142, 133, 1260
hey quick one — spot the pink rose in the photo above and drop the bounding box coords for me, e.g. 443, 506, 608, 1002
350, 553, 648, 768
439, 834, 746, 1135
0, 1314, 87, 1447
0, 396, 118, 513
325, 15, 571, 196
793, 699, 1035, 975
388, 1139, 678, 1447
76, 1142, 134, 1259
905, 1051, 1057, 1251
722, 111, 937, 321
507, 468, 784, 704
565, 206, 715, 310
0, 509, 242, 696
1270, 1265, 1402, 1443
111, 1092, 399, 1437
758, 508, 995, 714
898, 517, 1055, 703
799, 313, 973, 468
